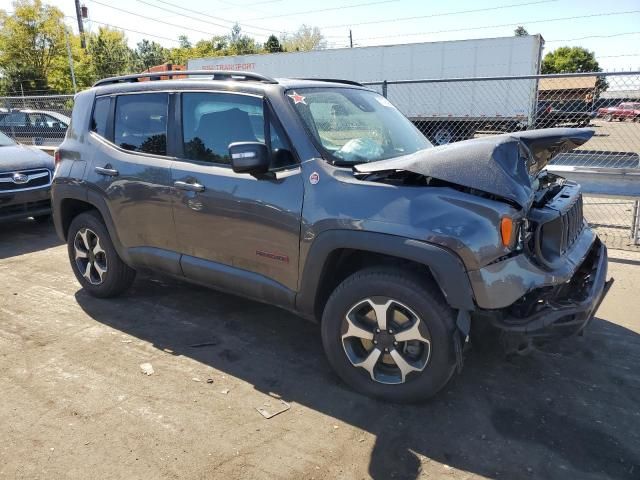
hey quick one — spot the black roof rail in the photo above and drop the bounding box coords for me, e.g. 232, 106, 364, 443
294, 78, 364, 87
93, 70, 278, 87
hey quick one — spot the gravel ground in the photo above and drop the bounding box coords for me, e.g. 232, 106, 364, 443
1, 220, 639, 480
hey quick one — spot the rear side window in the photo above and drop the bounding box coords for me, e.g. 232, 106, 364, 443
114, 93, 168, 156
91, 97, 110, 138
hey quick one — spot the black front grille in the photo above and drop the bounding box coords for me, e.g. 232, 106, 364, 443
529, 186, 585, 268
557, 194, 584, 254
0, 168, 51, 192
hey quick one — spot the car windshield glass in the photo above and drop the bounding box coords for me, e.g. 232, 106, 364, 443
0, 131, 16, 146
287, 87, 432, 165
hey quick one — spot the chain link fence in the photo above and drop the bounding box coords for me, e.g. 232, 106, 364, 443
365, 71, 640, 251
0, 94, 73, 148
1, 72, 639, 250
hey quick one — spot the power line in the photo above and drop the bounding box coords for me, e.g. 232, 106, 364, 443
354, 9, 640, 41
546, 31, 640, 42
136, 0, 281, 36
318, 0, 556, 30
68, 16, 181, 43
245, 0, 399, 21
90, 0, 224, 38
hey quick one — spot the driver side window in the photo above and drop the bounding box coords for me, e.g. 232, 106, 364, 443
181, 92, 295, 168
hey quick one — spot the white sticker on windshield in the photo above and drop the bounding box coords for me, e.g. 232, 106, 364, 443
375, 96, 394, 108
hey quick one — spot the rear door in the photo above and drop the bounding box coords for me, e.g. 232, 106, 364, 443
86, 92, 179, 272
170, 91, 303, 301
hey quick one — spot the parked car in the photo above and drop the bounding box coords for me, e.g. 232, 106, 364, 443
0, 109, 70, 145
535, 100, 594, 128
0, 131, 54, 222
597, 102, 640, 122
52, 71, 611, 402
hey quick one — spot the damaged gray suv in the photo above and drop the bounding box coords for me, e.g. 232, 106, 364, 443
52, 71, 612, 402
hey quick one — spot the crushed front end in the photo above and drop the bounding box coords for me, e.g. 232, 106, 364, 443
470, 172, 613, 352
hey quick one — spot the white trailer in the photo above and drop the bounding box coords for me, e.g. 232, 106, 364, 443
189, 35, 544, 144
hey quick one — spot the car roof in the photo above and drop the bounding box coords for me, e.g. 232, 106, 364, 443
91, 71, 372, 97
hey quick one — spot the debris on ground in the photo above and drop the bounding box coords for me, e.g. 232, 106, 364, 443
188, 341, 219, 348
206, 378, 214, 384
220, 388, 230, 395
139, 363, 154, 376
192, 378, 201, 382
256, 400, 290, 419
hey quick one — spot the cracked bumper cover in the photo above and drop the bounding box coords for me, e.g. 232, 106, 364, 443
469, 230, 612, 339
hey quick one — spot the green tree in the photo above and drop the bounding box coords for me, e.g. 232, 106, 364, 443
542, 46, 607, 95
87, 27, 133, 80
227, 24, 261, 55
264, 34, 283, 53
282, 25, 325, 52
134, 39, 168, 71
0, 0, 67, 94
541, 46, 600, 74
514, 26, 528, 36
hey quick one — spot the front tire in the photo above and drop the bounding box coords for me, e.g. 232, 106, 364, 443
321, 268, 458, 402
67, 210, 136, 298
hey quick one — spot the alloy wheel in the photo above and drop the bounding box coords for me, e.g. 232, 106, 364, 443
341, 297, 432, 385
73, 228, 108, 285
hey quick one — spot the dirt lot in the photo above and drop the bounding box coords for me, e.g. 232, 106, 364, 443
1, 220, 639, 480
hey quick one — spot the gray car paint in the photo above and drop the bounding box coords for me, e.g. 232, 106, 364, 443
354, 128, 594, 209
53, 78, 605, 321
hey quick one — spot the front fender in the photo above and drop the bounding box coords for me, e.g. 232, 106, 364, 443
295, 230, 475, 317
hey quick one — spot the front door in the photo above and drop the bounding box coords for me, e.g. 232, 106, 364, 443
171, 92, 303, 301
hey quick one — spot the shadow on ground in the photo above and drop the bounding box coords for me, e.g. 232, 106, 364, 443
0, 219, 61, 259
74, 274, 640, 480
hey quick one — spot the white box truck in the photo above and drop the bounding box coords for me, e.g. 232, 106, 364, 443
189, 35, 544, 144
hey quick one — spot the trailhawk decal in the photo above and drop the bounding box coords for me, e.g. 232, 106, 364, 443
256, 250, 290, 263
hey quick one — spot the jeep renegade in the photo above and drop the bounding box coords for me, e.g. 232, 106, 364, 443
52, 71, 611, 402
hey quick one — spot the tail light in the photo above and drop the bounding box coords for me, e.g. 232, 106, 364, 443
54, 149, 61, 165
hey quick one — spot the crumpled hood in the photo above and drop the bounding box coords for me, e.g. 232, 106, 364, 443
0, 144, 54, 172
354, 128, 594, 208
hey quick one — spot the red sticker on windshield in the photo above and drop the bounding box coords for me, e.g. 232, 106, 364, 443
288, 91, 306, 105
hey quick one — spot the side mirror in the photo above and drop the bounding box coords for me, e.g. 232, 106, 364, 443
229, 142, 270, 175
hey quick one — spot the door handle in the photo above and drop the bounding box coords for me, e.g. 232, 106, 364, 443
174, 180, 205, 192
95, 166, 119, 177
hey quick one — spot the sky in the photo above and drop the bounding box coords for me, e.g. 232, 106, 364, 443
1, 0, 639, 71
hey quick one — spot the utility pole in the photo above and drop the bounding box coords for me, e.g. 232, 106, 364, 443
64, 28, 78, 94
74, 0, 86, 49
349, 29, 353, 48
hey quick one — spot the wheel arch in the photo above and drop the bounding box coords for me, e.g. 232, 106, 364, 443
53, 186, 130, 264
295, 230, 475, 321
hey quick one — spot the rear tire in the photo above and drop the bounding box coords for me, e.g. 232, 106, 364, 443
67, 210, 136, 298
320, 267, 458, 403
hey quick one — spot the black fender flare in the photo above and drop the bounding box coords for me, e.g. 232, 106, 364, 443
52, 182, 131, 265
295, 230, 476, 317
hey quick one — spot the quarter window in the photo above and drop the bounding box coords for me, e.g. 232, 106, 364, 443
91, 97, 110, 138
114, 93, 168, 155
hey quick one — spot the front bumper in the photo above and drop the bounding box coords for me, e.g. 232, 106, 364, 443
476, 239, 612, 343
0, 187, 51, 221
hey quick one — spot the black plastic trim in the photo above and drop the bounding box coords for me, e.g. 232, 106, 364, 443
181, 255, 295, 310
296, 230, 476, 316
